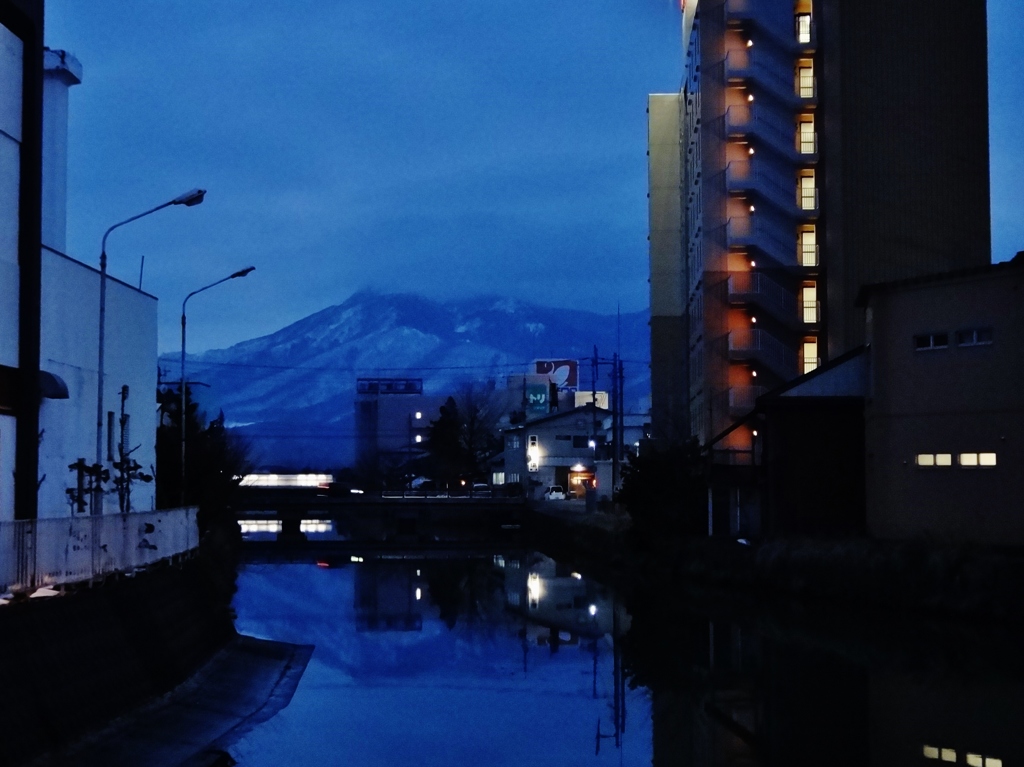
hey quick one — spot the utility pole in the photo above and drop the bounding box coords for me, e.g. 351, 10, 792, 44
611, 352, 619, 492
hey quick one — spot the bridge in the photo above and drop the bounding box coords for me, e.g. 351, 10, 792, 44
234, 486, 529, 546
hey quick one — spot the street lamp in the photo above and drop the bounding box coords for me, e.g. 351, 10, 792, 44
180, 266, 255, 505
96, 188, 205, 514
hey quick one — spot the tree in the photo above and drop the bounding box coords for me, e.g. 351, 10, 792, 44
424, 383, 505, 482
617, 439, 708, 540
155, 385, 253, 510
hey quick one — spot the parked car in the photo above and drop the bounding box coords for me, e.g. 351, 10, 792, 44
317, 481, 365, 498
543, 485, 567, 501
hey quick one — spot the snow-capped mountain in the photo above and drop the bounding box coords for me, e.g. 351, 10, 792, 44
162, 291, 650, 469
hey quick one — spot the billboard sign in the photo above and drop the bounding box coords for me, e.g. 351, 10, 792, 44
535, 359, 578, 390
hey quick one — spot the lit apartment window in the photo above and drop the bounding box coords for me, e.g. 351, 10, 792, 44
955, 327, 993, 346
798, 171, 817, 210
800, 283, 818, 323
802, 338, 818, 374
797, 115, 816, 154
915, 453, 952, 467
959, 452, 997, 467
796, 60, 815, 98
492, 472, 505, 485
798, 226, 817, 266
914, 332, 948, 350
796, 14, 812, 44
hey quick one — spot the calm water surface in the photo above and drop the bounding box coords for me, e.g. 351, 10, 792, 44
228, 545, 1024, 766
229, 553, 648, 765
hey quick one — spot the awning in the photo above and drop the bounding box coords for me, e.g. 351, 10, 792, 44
39, 370, 69, 399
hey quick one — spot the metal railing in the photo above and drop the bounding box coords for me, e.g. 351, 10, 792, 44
726, 217, 798, 267
799, 241, 819, 267
729, 385, 767, 414
796, 72, 817, 99
802, 300, 821, 323
728, 328, 798, 377
0, 508, 199, 594
798, 187, 819, 212
729, 271, 798, 321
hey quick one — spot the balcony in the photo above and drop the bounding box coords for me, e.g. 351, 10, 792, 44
725, 50, 801, 103
729, 385, 767, 415
728, 160, 803, 215
728, 271, 798, 325
796, 72, 817, 100
726, 217, 798, 268
728, 328, 797, 378
726, 105, 809, 164
801, 356, 822, 375
801, 300, 821, 323
797, 186, 819, 214
725, 0, 754, 20
795, 15, 817, 47
797, 130, 818, 157
799, 241, 819, 267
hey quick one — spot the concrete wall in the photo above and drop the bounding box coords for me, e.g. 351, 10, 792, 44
865, 267, 1024, 544
0, 556, 235, 766
648, 94, 687, 445
38, 250, 158, 516
0, 20, 23, 520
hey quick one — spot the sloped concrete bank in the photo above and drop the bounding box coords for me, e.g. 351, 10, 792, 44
0, 555, 236, 766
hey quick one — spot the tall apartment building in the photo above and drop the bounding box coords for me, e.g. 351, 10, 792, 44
649, 0, 991, 457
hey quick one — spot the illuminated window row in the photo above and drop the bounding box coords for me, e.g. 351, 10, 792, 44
923, 745, 1001, 767
300, 519, 331, 533
915, 453, 997, 468
239, 520, 282, 533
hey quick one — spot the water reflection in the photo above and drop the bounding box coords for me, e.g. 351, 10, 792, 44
231, 534, 1024, 767
623, 588, 1024, 767
229, 551, 648, 766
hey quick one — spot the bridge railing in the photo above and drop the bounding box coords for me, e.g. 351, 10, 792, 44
381, 489, 499, 499
0, 508, 199, 595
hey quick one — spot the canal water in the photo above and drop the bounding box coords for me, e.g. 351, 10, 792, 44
228, 552, 648, 765
227, 546, 1024, 766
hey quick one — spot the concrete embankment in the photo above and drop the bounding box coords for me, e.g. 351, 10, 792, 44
526, 505, 1024, 625
1, 556, 236, 766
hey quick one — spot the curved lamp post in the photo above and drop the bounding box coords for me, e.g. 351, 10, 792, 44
96, 188, 205, 514
180, 266, 255, 505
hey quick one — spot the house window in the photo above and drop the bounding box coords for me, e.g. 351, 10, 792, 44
797, 115, 815, 154
572, 435, 590, 449
958, 452, 997, 467
507, 472, 520, 484
915, 453, 952, 467
506, 434, 520, 450
798, 225, 817, 266
955, 327, 993, 347
798, 171, 817, 210
914, 333, 948, 351
800, 283, 818, 323
492, 472, 505, 485
796, 14, 812, 44
801, 338, 819, 374
796, 60, 815, 98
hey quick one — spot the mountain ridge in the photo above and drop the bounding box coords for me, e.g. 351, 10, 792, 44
163, 291, 650, 469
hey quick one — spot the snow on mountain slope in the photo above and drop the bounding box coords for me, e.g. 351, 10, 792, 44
163, 291, 650, 469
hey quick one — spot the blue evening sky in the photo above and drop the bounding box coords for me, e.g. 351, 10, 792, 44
44, 1, 1022, 354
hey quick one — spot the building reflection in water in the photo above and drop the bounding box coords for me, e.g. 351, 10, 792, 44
626, 600, 1024, 767
354, 561, 426, 632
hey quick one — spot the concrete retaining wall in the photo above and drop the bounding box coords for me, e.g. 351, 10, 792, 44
0, 556, 235, 766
